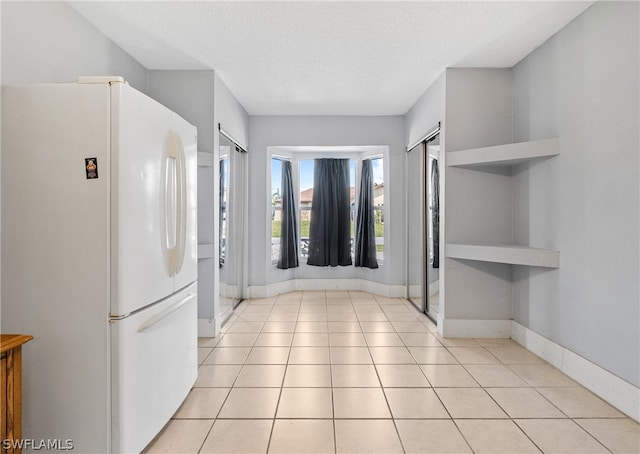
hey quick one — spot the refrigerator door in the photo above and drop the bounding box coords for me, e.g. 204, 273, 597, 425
110, 282, 198, 453
110, 82, 197, 316
173, 126, 198, 292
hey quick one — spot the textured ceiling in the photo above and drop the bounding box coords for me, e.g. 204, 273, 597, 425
70, 1, 594, 116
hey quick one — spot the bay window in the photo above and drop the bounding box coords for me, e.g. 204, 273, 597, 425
270, 147, 387, 267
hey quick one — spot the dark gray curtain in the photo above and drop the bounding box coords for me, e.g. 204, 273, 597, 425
307, 158, 352, 267
431, 159, 440, 269
277, 160, 299, 269
355, 159, 378, 268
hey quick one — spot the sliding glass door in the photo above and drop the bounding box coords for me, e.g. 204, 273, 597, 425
406, 134, 441, 322
407, 141, 426, 312
425, 137, 441, 322
219, 131, 246, 322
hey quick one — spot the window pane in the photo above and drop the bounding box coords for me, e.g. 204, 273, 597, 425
271, 158, 282, 263
371, 157, 384, 261
298, 158, 355, 259
299, 159, 314, 258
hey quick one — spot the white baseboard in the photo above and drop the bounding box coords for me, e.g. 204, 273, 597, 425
360, 281, 405, 298
436, 313, 445, 337
408, 284, 421, 299
440, 318, 512, 338
198, 317, 216, 338
247, 280, 296, 298
296, 279, 354, 291
407, 281, 439, 298
512, 321, 640, 422
247, 279, 404, 299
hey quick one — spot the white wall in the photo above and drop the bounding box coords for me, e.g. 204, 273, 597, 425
248, 116, 405, 292
512, 1, 639, 387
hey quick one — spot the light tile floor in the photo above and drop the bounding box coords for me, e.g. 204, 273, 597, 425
145, 291, 640, 454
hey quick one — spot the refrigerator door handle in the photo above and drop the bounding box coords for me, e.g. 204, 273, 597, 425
166, 130, 186, 277
137, 293, 196, 333
175, 132, 187, 275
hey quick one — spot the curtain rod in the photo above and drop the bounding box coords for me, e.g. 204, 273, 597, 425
406, 122, 441, 152
219, 124, 248, 153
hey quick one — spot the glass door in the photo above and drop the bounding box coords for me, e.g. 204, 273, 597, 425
406, 142, 426, 312
218, 132, 246, 323
425, 137, 441, 322
406, 134, 441, 323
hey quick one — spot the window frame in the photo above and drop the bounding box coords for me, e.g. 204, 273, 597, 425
268, 146, 389, 267
363, 153, 385, 263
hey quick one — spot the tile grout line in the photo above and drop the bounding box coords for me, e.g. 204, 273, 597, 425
264, 291, 301, 453
449, 342, 615, 454
432, 335, 505, 454
175, 291, 633, 454
194, 298, 251, 454
361, 297, 407, 454
329, 294, 340, 454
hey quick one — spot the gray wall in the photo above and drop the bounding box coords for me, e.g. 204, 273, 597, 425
1, 1, 147, 90
404, 76, 446, 299
148, 71, 216, 154
405, 72, 445, 147
145, 71, 249, 321
0, 1, 150, 311
248, 116, 405, 289
0, 2, 251, 323
146, 71, 218, 320
213, 73, 250, 317
215, 73, 250, 150
512, 1, 639, 386
443, 68, 515, 321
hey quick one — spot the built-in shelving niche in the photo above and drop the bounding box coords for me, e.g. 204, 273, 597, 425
446, 243, 559, 268
446, 138, 560, 268
198, 150, 214, 261
446, 138, 559, 168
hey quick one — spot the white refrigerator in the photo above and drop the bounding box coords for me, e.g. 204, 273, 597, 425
1, 77, 198, 453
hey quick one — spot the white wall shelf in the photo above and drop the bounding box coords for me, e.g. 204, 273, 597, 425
446, 243, 560, 268
198, 151, 213, 167
447, 138, 559, 168
198, 243, 215, 260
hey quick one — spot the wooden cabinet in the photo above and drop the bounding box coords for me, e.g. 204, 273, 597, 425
1, 334, 33, 454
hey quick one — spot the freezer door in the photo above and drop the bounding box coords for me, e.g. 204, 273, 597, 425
110, 82, 198, 316
110, 283, 197, 453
